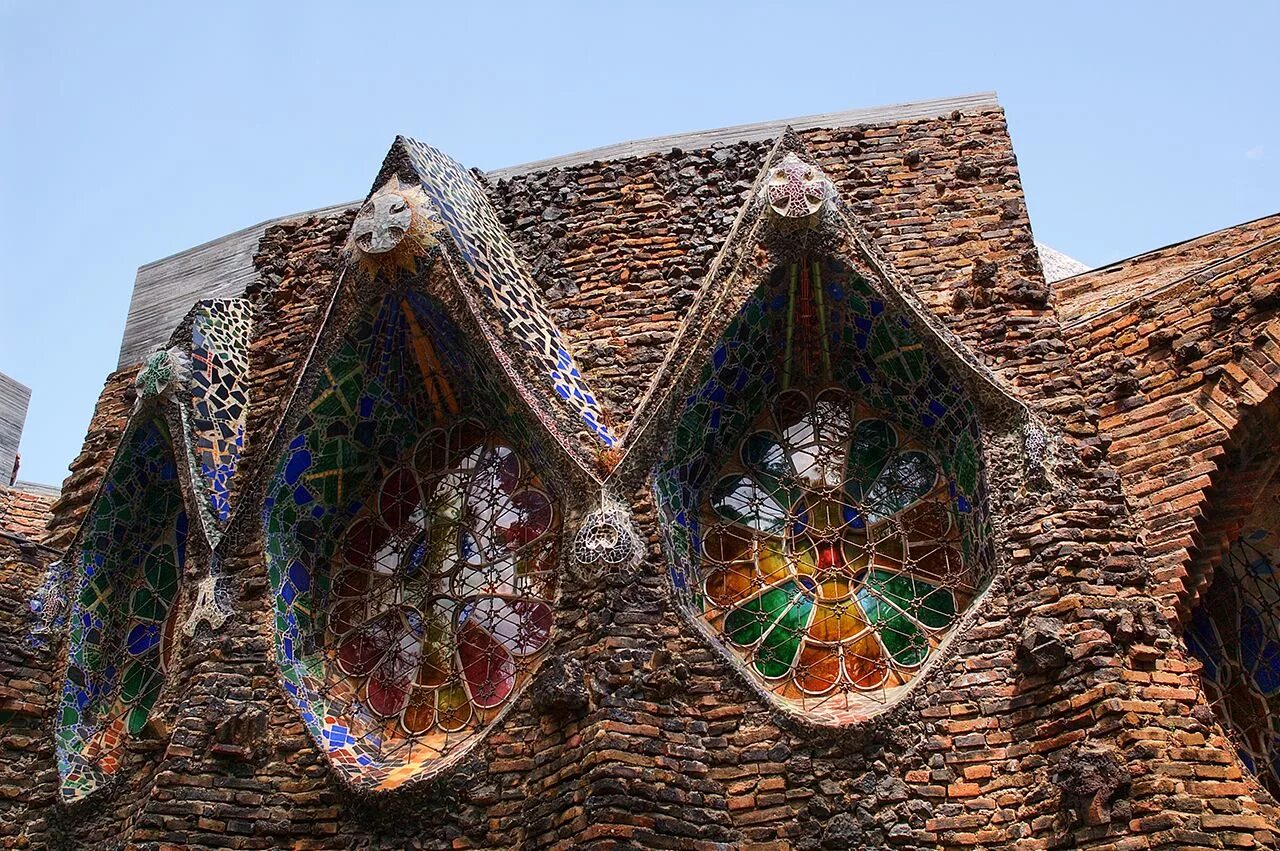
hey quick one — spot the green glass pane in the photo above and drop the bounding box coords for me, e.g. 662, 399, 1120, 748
846, 419, 896, 498
144, 545, 179, 599
129, 587, 159, 620
119, 660, 157, 704
917, 586, 956, 629
866, 568, 956, 631
725, 581, 797, 646
857, 588, 928, 666
126, 705, 150, 735
753, 591, 814, 678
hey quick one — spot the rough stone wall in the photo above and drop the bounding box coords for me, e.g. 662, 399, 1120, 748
44, 369, 136, 554
0, 536, 59, 850
492, 108, 1048, 422
12, 108, 1280, 850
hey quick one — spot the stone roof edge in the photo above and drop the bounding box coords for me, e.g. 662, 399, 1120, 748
136, 91, 1002, 275
128, 92, 1001, 277
135, 201, 359, 273
486, 92, 1000, 180
1060, 210, 1280, 329
117, 93, 1003, 367
1066, 210, 1280, 283
10, 480, 59, 498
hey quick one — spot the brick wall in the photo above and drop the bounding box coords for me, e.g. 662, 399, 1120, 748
15, 110, 1280, 849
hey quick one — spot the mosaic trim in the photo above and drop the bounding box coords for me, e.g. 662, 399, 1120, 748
263, 289, 563, 789
654, 257, 993, 721
1186, 524, 1280, 795
188, 298, 251, 528
398, 138, 615, 449
27, 558, 72, 649
56, 416, 187, 801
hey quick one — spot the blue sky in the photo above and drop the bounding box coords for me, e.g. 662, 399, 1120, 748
1, 0, 1277, 486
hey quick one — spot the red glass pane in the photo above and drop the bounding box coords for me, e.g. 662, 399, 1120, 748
457, 621, 515, 710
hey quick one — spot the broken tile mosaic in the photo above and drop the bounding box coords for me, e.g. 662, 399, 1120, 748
400, 138, 614, 447
56, 416, 187, 801
188, 299, 251, 524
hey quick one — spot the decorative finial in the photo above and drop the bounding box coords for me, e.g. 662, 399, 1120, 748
573, 494, 644, 570
134, 348, 190, 413
760, 152, 833, 221
347, 175, 443, 280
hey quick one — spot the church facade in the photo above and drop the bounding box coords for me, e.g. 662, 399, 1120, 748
4, 92, 1280, 849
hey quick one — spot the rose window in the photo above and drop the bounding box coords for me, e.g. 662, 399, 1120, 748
696, 388, 978, 716
325, 422, 557, 740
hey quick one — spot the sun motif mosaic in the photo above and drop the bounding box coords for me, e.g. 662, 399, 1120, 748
56, 417, 187, 801
189, 298, 251, 525
656, 256, 991, 719
1185, 523, 1280, 795
398, 138, 614, 448
264, 289, 562, 788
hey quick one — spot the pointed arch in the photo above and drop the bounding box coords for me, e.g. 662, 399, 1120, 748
56, 415, 188, 801
615, 131, 1028, 486
650, 254, 996, 720
262, 286, 565, 790
375, 137, 617, 461
1183, 483, 1280, 794
1181, 389, 1280, 793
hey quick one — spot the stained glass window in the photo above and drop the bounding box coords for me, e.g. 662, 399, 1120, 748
656, 257, 991, 720
1186, 524, 1280, 794
57, 417, 187, 801
264, 291, 560, 789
